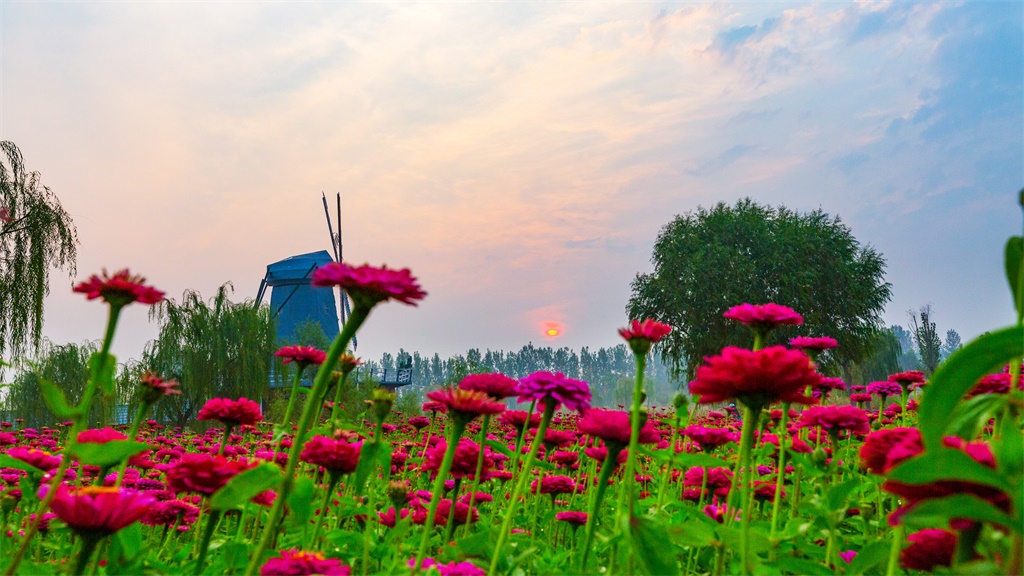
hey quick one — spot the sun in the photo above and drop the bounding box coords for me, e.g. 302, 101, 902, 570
546, 328, 560, 337
542, 321, 563, 338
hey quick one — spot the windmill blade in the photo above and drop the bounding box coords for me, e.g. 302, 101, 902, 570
336, 193, 343, 261
322, 192, 339, 262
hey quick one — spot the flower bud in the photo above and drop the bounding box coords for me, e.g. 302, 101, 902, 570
812, 446, 828, 466
370, 389, 396, 424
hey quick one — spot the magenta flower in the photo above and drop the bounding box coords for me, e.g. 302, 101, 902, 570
196, 397, 263, 427
44, 485, 155, 537
425, 387, 506, 421
516, 371, 592, 413
73, 269, 165, 307
618, 319, 672, 355
866, 381, 901, 397
299, 436, 362, 475
311, 262, 426, 308
77, 428, 128, 444
796, 405, 871, 436
789, 336, 838, 352
683, 425, 738, 452
555, 511, 588, 526
275, 345, 327, 368
688, 346, 820, 408
458, 373, 519, 400
577, 408, 658, 447
261, 550, 351, 575
139, 372, 181, 403
723, 303, 803, 330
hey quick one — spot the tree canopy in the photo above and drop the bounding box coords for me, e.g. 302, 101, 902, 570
628, 198, 891, 380
143, 283, 276, 427
0, 141, 78, 361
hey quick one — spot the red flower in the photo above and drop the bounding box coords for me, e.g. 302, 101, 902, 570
45, 485, 155, 537
77, 428, 128, 444
618, 319, 672, 355
683, 425, 738, 452
555, 511, 588, 526
299, 436, 361, 475
967, 373, 1018, 398
688, 346, 820, 409
139, 372, 181, 403
275, 346, 327, 368
531, 475, 577, 495
723, 303, 803, 330
859, 428, 924, 474
577, 409, 659, 447
900, 529, 955, 571
789, 336, 838, 351
516, 371, 592, 413
425, 388, 505, 421
338, 354, 363, 375
142, 499, 200, 527
311, 262, 426, 307
422, 438, 493, 480
261, 549, 351, 576
796, 405, 871, 436
458, 373, 519, 400
164, 453, 251, 495
888, 370, 926, 386
6, 447, 61, 471
196, 397, 263, 427
498, 410, 540, 431
73, 269, 165, 306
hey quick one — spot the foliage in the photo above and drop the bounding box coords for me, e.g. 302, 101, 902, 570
908, 304, 943, 375
143, 283, 276, 427
628, 198, 891, 380
846, 327, 903, 385
1, 340, 96, 428
942, 328, 963, 360
0, 141, 78, 361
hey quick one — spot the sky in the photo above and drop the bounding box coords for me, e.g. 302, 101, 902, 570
1, 1, 1021, 367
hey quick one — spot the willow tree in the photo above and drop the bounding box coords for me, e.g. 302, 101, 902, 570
0, 141, 78, 360
144, 283, 276, 427
2, 340, 96, 429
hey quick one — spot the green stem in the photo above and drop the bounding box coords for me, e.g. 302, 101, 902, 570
217, 425, 234, 456
580, 447, 620, 571
414, 418, 468, 569
275, 367, 307, 452
462, 415, 491, 538
768, 403, 790, 547
72, 534, 103, 576
329, 373, 350, 434
244, 304, 372, 576
311, 473, 342, 545
733, 404, 762, 575
488, 400, 556, 576
115, 401, 151, 487
620, 353, 647, 517
885, 524, 904, 576
194, 510, 222, 574
7, 304, 124, 576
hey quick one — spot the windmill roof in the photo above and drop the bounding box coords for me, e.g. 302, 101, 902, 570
265, 250, 333, 284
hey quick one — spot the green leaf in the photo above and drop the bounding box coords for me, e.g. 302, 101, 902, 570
887, 448, 1011, 493
671, 452, 727, 469
846, 540, 891, 575
946, 394, 1008, 441
89, 352, 117, 398
899, 494, 1014, 530
629, 515, 680, 576
458, 529, 496, 557
768, 556, 832, 575
485, 439, 553, 470
666, 517, 716, 548
68, 440, 150, 467
919, 325, 1023, 449
210, 463, 282, 511
287, 476, 315, 528
115, 523, 143, 561
37, 379, 78, 419
1006, 237, 1023, 318
826, 478, 860, 511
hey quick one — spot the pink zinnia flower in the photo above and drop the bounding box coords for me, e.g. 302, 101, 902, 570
77, 427, 128, 444
888, 370, 925, 386
789, 336, 838, 351
900, 529, 956, 571
555, 511, 588, 526
164, 453, 251, 495
45, 485, 155, 537
142, 499, 200, 527
139, 372, 181, 403
531, 474, 577, 495
723, 303, 803, 330
73, 269, 165, 307
6, 447, 61, 471
422, 438, 492, 480
618, 319, 672, 355
499, 410, 540, 431
458, 373, 519, 400
796, 405, 871, 436
299, 436, 361, 475
683, 425, 738, 452
516, 371, 592, 413
275, 345, 327, 368
688, 346, 820, 408
261, 549, 351, 576
197, 397, 263, 427
577, 408, 658, 447
866, 381, 901, 397
967, 373, 1019, 397
425, 388, 505, 421
311, 262, 426, 308
859, 428, 923, 474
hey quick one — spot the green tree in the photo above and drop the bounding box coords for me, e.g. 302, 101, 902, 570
628, 198, 891, 380
0, 142, 78, 361
908, 304, 942, 375
850, 327, 903, 385
941, 328, 963, 361
144, 283, 276, 427
2, 340, 95, 429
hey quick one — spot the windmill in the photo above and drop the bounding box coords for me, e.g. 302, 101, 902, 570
321, 192, 356, 349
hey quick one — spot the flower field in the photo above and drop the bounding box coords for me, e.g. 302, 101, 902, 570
0, 253, 1021, 576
